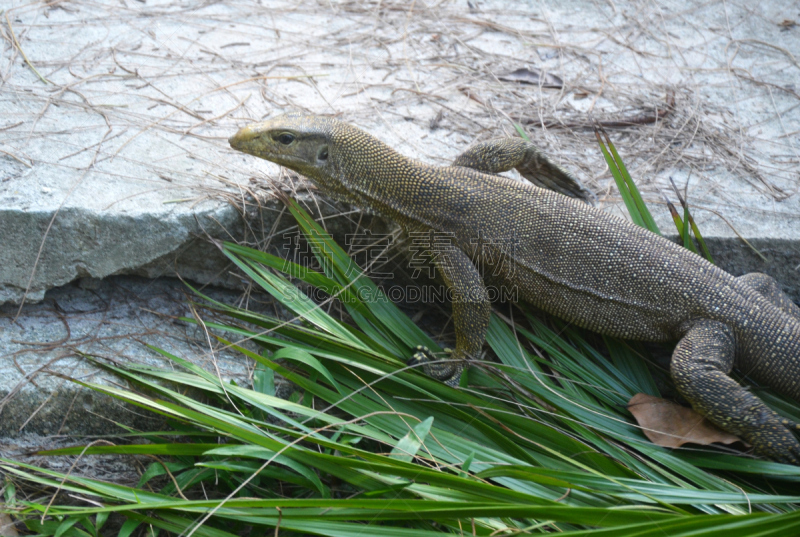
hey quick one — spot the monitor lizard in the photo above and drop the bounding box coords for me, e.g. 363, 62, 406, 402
229, 113, 800, 464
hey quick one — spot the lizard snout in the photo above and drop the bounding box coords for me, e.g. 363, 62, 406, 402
229, 125, 259, 150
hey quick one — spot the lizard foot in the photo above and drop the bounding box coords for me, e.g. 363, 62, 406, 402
408, 346, 462, 387
739, 412, 800, 465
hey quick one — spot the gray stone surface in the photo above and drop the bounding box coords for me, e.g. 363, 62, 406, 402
0, 276, 268, 437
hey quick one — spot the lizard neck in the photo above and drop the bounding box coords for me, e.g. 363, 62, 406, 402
317, 129, 430, 227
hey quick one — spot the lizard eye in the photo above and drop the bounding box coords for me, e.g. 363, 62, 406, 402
276, 133, 295, 145
317, 146, 328, 161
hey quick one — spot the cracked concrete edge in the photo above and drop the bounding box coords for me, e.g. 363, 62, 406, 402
0, 202, 238, 306
0, 192, 388, 307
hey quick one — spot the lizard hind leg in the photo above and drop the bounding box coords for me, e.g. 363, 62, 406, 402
671, 319, 800, 464
452, 138, 597, 205
736, 272, 800, 321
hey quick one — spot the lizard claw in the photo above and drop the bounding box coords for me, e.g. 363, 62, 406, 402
408, 345, 432, 366
408, 346, 463, 386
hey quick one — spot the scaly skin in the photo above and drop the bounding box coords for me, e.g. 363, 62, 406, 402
229, 113, 800, 463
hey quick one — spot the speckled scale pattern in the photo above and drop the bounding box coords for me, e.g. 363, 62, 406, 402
230, 114, 800, 463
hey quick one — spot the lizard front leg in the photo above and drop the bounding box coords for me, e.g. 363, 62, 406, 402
408, 246, 490, 387
452, 138, 596, 204
671, 319, 800, 464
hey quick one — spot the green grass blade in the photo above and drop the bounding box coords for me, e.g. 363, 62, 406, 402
681, 195, 699, 253
603, 131, 661, 235
688, 214, 714, 263
595, 129, 646, 229
391, 416, 433, 462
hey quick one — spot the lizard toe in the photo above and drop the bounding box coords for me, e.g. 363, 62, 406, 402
741, 418, 800, 465
407, 346, 463, 385
408, 346, 431, 366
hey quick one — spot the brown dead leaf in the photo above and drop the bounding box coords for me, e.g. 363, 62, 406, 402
0, 509, 18, 537
496, 68, 563, 88
628, 393, 745, 449
778, 19, 797, 29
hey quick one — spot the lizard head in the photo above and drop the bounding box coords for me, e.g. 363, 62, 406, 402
230, 113, 406, 208
229, 113, 338, 183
